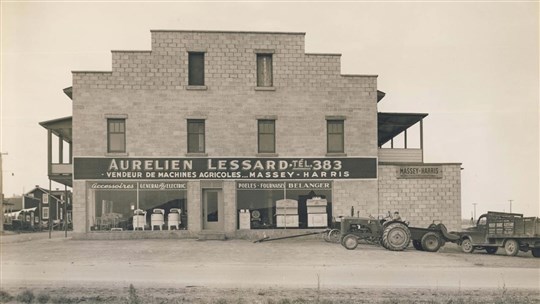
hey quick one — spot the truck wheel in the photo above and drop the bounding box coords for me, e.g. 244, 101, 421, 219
532, 248, 540, 258
328, 229, 341, 243
461, 239, 475, 253
382, 222, 411, 251
504, 239, 519, 256
413, 240, 424, 251
342, 234, 359, 250
485, 247, 498, 254
421, 232, 442, 252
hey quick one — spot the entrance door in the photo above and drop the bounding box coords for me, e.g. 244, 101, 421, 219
203, 189, 223, 230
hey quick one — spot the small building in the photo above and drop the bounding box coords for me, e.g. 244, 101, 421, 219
23, 186, 72, 227
41, 30, 461, 238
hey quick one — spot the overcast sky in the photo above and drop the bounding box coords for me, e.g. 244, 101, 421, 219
1, 2, 538, 218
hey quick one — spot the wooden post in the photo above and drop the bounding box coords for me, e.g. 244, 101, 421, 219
59, 136, 63, 164
49, 179, 52, 239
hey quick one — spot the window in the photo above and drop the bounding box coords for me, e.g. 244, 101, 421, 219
188, 52, 205, 86
327, 120, 344, 153
257, 54, 273, 87
236, 181, 332, 230
91, 182, 188, 231
108, 119, 126, 153
258, 120, 275, 153
187, 120, 205, 153
42, 207, 49, 219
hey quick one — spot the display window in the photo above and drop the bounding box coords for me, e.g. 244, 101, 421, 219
236, 181, 332, 229
89, 181, 187, 231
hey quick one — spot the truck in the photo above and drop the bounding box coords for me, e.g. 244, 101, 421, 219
455, 211, 540, 257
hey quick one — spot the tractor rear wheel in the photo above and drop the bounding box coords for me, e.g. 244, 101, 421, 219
461, 239, 475, 253
421, 232, 442, 252
413, 240, 424, 251
382, 222, 411, 251
504, 239, 519, 256
532, 248, 540, 258
342, 234, 359, 250
485, 247, 498, 254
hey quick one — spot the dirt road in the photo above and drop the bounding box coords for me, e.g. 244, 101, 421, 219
1, 232, 539, 291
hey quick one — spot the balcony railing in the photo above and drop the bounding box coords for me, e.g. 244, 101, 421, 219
51, 163, 73, 175
378, 148, 423, 163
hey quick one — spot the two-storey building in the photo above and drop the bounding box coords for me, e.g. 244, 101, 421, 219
40, 30, 461, 238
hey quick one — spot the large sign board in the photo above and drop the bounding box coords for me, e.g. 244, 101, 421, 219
74, 157, 377, 180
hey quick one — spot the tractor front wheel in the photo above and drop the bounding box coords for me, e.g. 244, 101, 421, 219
421, 232, 442, 252
382, 223, 411, 251
504, 239, 519, 256
461, 239, 475, 253
342, 234, 359, 250
328, 229, 341, 243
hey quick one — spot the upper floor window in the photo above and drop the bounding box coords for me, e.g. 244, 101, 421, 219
258, 120, 275, 153
187, 119, 205, 153
257, 54, 273, 87
107, 119, 126, 153
327, 120, 344, 153
188, 52, 205, 86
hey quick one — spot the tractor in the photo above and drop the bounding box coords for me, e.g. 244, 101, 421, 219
340, 212, 411, 251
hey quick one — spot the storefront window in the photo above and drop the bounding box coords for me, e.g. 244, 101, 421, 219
236, 181, 332, 229
89, 181, 187, 231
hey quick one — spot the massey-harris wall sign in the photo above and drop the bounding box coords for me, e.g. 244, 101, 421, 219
74, 157, 377, 180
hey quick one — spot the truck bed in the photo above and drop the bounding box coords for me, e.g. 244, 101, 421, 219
487, 212, 540, 238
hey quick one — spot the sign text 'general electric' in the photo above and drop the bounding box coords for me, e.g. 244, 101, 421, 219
74, 157, 377, 180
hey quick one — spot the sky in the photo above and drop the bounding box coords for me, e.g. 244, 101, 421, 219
1, 1, 538, 218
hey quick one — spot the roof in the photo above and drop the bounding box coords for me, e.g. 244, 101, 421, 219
39, 116, 72, 143
150, 30, 306, 35
63, 87, 72, 100
378, 112, 428, 147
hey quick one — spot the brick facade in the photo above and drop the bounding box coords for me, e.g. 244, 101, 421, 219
71, 30, 379, 234
378, 164, 462, 231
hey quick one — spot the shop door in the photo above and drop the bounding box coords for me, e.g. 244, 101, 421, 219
203, 189, 223, 230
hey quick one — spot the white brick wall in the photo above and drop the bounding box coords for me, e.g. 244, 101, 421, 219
378, 164, 462, 231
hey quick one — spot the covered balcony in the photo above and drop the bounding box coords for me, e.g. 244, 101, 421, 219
39, 116, 73, 187
378, 112, 427, 163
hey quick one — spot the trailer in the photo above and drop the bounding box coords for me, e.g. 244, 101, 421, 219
409, 223, 460, 252
455, 211, 540, 257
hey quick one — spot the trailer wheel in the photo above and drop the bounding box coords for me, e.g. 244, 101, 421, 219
382, 222, 411, 251
504, 239, 519, 256
342, 234, 359, 250
421, 232, 442, 252
532, 248, 540, 258
327, 229, 341, 243
413, 240, 424, 251
485, 247, 498, 254
461, 239, 475, 253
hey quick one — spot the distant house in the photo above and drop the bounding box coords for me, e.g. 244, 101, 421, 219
3, 196, 22, 212
24, 186, 72, 225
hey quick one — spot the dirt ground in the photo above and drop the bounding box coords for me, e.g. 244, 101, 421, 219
1, 231, 539, 303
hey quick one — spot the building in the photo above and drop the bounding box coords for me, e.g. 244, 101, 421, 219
23, 186, 72, 225
41, 30, 461, 238
2, 188, 72, 230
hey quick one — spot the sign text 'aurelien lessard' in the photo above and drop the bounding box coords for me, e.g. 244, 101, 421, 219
73, 157, 378, 180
